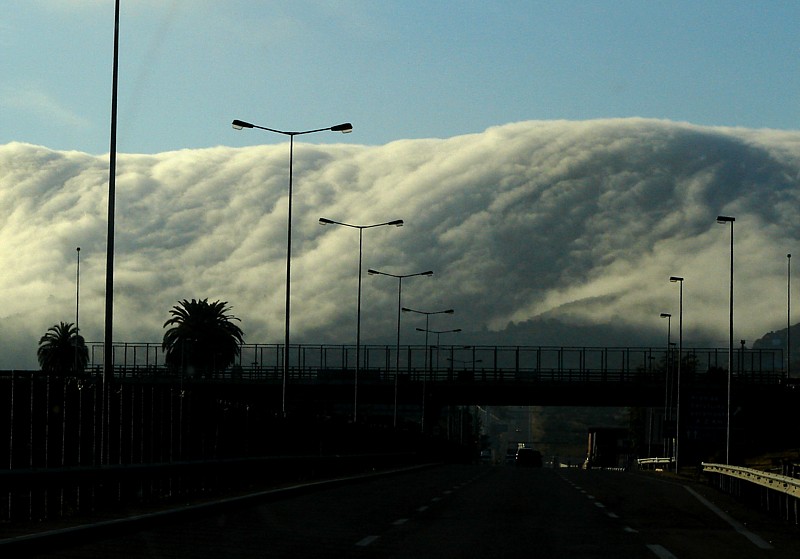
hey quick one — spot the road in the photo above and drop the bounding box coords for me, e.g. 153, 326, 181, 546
20, 464, 800, 558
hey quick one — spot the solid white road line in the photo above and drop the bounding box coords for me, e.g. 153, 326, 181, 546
683, 485, 773, 550
646, 544, 678, 558
355, 535, 380, 547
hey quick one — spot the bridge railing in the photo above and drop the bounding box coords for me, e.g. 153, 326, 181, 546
78, 343, 785, 384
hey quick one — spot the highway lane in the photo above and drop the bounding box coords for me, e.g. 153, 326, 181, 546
25, 465, 799, 558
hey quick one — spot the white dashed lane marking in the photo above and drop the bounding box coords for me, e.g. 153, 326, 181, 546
355, 535, 380, 547
646, 544, 678, 558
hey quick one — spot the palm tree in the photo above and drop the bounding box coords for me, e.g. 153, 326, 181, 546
37, 321, 89, 375
162, 299, 245, 377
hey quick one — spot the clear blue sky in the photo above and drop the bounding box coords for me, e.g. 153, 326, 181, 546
2, 1, 799, 155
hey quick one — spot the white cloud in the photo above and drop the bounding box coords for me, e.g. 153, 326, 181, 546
1, 118, 800, 369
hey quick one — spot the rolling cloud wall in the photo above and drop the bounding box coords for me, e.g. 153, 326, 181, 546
2, 118, 799, 369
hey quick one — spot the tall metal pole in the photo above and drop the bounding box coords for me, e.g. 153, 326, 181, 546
354, 228, 363, 422
788, 253, 792, 380
677, 280, 683, 470
283, 135, 294, 417
75, 247, 81, 372
102, 0, 121, 466
717, 215, 735, 464
394, 276, 403, 427
727, 222, 734, 464
422, 314, 430, 432
660, 312, 671, 456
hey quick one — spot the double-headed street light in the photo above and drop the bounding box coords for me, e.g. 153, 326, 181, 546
368, 268, 434, 427
416, 328, 463, 360
232, 119, 352, 417
716, 215, 735, 463
668, 277, 683, 471
319, 218, 404, 422
402, 307, 455, 432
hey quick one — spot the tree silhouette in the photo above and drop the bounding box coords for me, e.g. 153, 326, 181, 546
162, 299, 245, 377
37, 321, 88, 375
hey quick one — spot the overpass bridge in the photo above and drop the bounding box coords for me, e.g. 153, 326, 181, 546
0, 343, 792, 526
83, 342, 784, 408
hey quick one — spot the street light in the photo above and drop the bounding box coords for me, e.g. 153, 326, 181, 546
788, 253, 792, 380
402, 307, 454, 432
716, 215, 735, 463
418, 327, 463, 369
368, 268, 434, 427
669, 276, 683, 471
232, 118, 352, 416
660, 312, 671, 457
319, 218, 404, 422
75, 247, 81, 372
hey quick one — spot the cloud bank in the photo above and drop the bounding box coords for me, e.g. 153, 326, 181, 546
2, 118, 800, 369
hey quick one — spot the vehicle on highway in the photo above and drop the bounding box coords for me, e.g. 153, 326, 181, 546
515, 447, 543, 467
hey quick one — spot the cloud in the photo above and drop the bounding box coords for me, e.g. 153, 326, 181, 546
1, 84, 90, 130
1, 118, 800, 369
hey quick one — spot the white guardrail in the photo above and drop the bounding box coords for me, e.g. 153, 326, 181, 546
702, 463, 800, 498
637, 457, 673, 467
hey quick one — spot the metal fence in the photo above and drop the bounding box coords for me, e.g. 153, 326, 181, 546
0, 371, 419, 524
82, 343, 785, 384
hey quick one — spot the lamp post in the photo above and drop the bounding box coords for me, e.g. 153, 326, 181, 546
75, 247, 81, 372
669, 276, 683, 471
416, 328, 463, 370
402, 307, 454, 432
319, 218, 403, 422
660, 312, 671, 457
102, 0, 121, 466
232, 119, 352, 416
788, 253, 792, 380
368, 268, 433, 427
716, 215, 735, 464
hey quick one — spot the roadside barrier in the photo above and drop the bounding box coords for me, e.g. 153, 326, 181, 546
702, 462, 800, 524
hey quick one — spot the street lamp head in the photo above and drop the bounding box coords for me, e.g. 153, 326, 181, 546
367, 269, 381, 275
330, 123, 353, 133
660, 313, 671, 318
422, 270, 434, 276
231, 119, 254, 130
389, 219, 404, 227
716, 215, 735, 223
319, 217, 335, 225
444, 309, 455, 314
669, 276, 684, 283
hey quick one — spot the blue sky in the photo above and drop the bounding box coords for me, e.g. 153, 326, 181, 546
2, 1, 799, 155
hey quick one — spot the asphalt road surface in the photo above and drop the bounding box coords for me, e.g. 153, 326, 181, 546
19, 465, 800, 558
